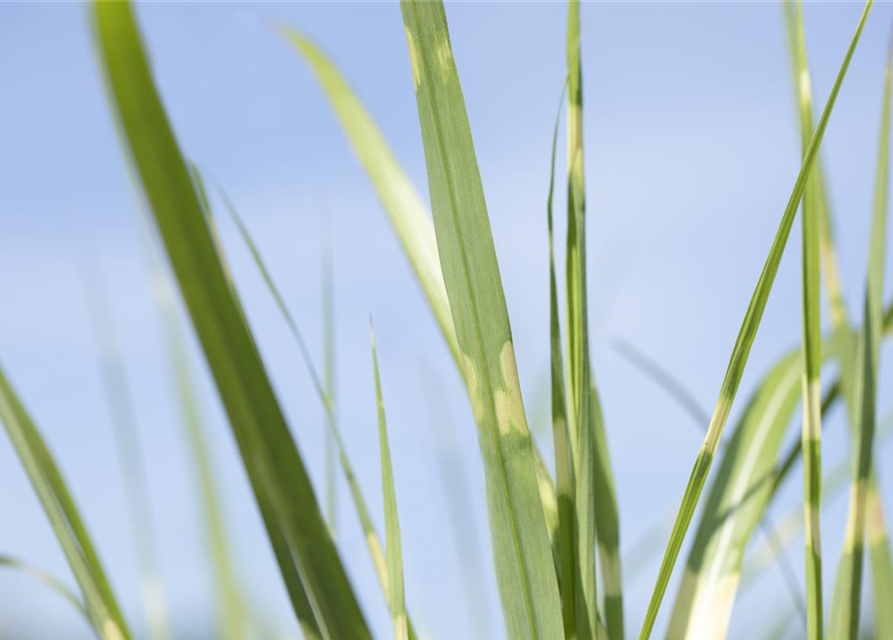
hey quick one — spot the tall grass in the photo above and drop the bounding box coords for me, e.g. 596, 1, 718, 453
0, 1, 891, 639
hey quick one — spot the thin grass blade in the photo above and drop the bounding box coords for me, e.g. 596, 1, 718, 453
370, 324, 408, 640
92, 4, 369, 636
0, 554, 90, 626
323, 231, 338, 535
400, 1, 564, 637
638, 4, 873, 636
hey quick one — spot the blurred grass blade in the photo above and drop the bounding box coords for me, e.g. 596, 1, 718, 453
547, 84, 576, 636
0, 367, 131, 640
323, 230, 338, 535
666, 349, 803, 639
789, 1, 825, 635
92, 4, 369, 637
218, 187, 419, 640
81, 262, 170, 640
829, 38, 892, 640
400, 1, 564, 637
0, 554, 90, 625
371, 324, 408, 640
639, 3, 873, 636
285, 30, 561, 541
565, 4, 622, 637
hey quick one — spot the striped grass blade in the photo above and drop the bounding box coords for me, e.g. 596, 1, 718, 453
829, 41, 892, 637
285, 32, 562, 552
400, 1, 564, 637
92, 4, 370, 637
217, 187, 419, 640
547, 84, 577, 636
81, 262, 171, 640
638, 3, 874, 636
565, 3, 622, 637
790, 0, 825, 633
370, 324, 408, 640
0, 367, 131, 640
0, 554, 90, 626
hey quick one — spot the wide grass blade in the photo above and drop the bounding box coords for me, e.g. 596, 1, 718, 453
371, 324, 408, 640
81, 262, 170, 640
639, 3, 873, 636
92, 4, 369, 637
400, 1, 564, 637
0, 367, 131, 640
218, 187, 419, 640
828, 36, 892, 639
0, 554, 90, 625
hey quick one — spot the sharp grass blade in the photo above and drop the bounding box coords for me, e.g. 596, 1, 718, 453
639, 4, 873, 636
829, 38, 892, 639
0, 554, 90, 626
285, 31, 561, 545
370, 324, 408, 640
0, 367, 131, 640
400, 2, 564, 637
789, 0, 826, 633
81, 261, 170, 640
217, 186, 419, 640
92, 4, 369, 636
547, 84, 577, 637
666, 349, 804, 639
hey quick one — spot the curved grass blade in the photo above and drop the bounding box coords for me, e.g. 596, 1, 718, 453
639, 4, 874, 636
81, 262, 170, 640
370, 324, 408, 640
0, 367, 131, 640
828, 38, 892, 639
547, 84, 577, 637
217, 187, 419, 640
284, 32, 561, 550
92, 4, 369, 636
400, 1, 564, 637
0, 554, 90, 625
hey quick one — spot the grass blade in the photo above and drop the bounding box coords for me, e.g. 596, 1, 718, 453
638, 3, 873, 636
92, 4, 369, 636
400, 1, 564, 637
0, 367, 131, 640
370, 324, 408, 640
0, 554, 90, 626
828, 36, 892, 639
81, 262, 170, 640
323, 232, 338, 535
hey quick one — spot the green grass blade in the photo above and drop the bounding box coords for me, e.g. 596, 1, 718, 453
323, 232, 338, 535
0, 554, 90, 626
400, 1, 564, 637
829, 38, 892, 640
218, 187, 419, 640
666, 349, 804, 639
370, 324, 408, 640
639, 4, 873, 636
81, 262, 170, 640
790, 0, 825, 634
547, 84, 577, 637
866, 478, 893, 638
92, 4, 369, 636
0, 367, 131, 640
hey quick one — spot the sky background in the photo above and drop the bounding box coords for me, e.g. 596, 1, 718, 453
1, 1, 892, 639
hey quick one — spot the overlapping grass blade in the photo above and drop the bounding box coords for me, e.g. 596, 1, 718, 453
0, 367, 131, 640
547, 84, 576, 636
789, 0, 825, 633
0, 554, 90, 625
828, 37, 892, 639
92, 4, 369, 637
639, 3, 873, 636
400, 1, 564, 637
284, 31, 562, 550
565, 4, 622, 637
370, 324, 408, 640
217, 187, 419, 640
81, 262, 170, 640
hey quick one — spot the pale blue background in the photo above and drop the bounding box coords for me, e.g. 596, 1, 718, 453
0, 1, 892, 638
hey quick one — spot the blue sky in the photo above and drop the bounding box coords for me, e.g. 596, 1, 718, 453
0, 1, 892, 638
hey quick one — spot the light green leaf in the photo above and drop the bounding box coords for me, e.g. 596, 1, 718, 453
400, 1, 564, 637
92, 4, 369, 637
